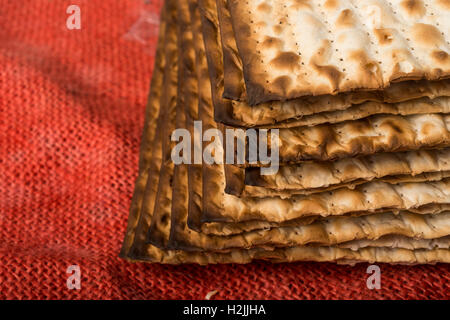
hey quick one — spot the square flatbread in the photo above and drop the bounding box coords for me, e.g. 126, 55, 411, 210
226, 0, 450, 104
205, 0, 450, 128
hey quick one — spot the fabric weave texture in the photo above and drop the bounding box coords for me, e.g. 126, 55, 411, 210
0, 0, 448, 300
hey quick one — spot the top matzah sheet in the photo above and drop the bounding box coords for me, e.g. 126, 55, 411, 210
227, 0, 450, 105
211, 0, 450, 127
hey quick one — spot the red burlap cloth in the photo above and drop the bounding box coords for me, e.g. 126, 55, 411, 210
0, 0, 448, 300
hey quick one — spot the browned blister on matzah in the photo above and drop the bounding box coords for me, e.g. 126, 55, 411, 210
227, 0, 450, 104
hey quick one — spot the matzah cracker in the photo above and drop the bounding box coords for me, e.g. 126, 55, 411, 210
271, 113, 450, 163
225, 148, 450, 197
122, 0, 450, 264
205, 0, 450, 127
230, 168, 450, 198
222, 111, 450, 167
197, 0, 450, 226
187, 0, 447, 237
227, 0, 450, 104
338, 235, 450, 251
186, 0, 309, 235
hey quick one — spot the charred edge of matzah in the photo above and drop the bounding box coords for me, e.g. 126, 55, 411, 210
278, 129, 450, 165
224, 164, 246, 196
186, 167, 204, 232
119, 3, 168, 259
167, 163, 190, 250
241, 171, 450, 198
199, 0, 235, 223
245, 148, 450, 191
167, 0, 203, 251
144, 0, 184, 250
216, 0, 246, 101
201, 205, 449, 235
124, 0, 180, 260
225, 0, 293, 106
223, 79, 450, 129
131, 0, 180, 258
197, 0, 252, 127
244, 167, 271, 188
202, 176, 450, 224
173, 210, 450, 253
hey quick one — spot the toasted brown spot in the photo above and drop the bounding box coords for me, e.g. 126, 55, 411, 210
390, 49, 418, 77
411, 23, 444, 46
385, 120, 405, 134
374, 28, 394, 45
257, 2, 272, 13
311, 63, 343, 91
261, 36, 284, 50
336, 9, 354, 27
421, 122, 435, 136
273, 25, 283, 35
236, 20, 252, 38
271, 76, 292, 95
437, 0, 450, 9
255, 21, 267, 29
312, 40, 333, 65
348, 50, 382, 84
400, 0, 426, 17
324, 0, 338, 10
348, 120, 372, 134
270, 51, 301, 70
432, 50, 449, 64
290, 0, 312, 10
160, 213, 169, 225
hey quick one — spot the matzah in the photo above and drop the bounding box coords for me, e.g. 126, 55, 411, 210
337, 234, 450, 251
229, 168, 450, 198
121, 0, 450, 264
227, 0, 450, 104
225, 148, 450, 197
205, 0, 450, 128
221, 111, 450, 167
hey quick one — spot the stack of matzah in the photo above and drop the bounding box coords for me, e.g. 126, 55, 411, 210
120, 0, 450, 264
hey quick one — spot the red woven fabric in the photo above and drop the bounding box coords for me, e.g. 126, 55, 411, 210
0, 0, 449, 300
